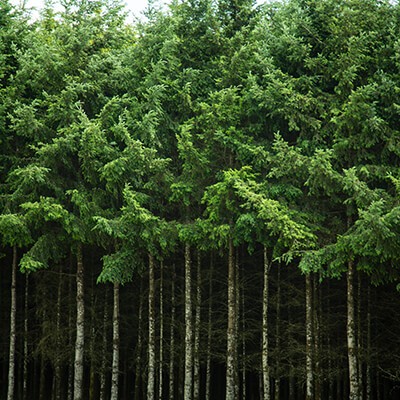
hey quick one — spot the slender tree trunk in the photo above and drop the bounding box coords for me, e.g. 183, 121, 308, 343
313, 274, 321, 400
111, 282, 120, 400
193, 253, 201, 400
226, 238, 238, 400
366, 285, 372, 400
55, 266, 63, 400
135, 279, 144, 400
205, 257, 213, 400
100, 286, 109, 400
347, 260, 359, 400
262, 246, 271, 400
274, 266, 281, 400
357, 272, 363, 400
23, 273, 29, 400
158, 263, 164, 400
241, 263, 246, 400
147, 254, 156, 400
68, 257, 74, 400
7, 245, 17, 400
74, 243, 85, 400
235, 248, 240, 400
306, 273, 314, 400
184, 243, 193, 400
169, 265, 176, 400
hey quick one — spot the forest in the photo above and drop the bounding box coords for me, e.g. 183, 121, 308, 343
1, 0, 400, 399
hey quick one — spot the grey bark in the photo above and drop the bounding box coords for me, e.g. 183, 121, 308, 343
193, 253, 201, 400
347, 260, 360, 400
357, 271, 363, 399
274, 266, 281, 400
74, 244, 85, 400
55, 266, 63, 400
205, 257, 213, 400
158, 262, 164, 400
147, 254, 156, 400
135, 279, 144, 400
184, 243, 193, 400
366, 285, 372, 400
313, 274, 321, 400
7, 245, 17, 400
306, 273, 314, 400
100, 286, 109, 400
23, 273, 29, 400
262, 246, 271, 400
169, 265, 176, 400
111, 282, 120, 400
226, 238, 238, 400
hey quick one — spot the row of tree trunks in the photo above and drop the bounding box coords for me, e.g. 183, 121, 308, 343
5, 243, 376, 400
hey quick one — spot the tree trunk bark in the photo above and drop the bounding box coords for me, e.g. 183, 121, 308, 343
74, 243, 85, 400
274, 266, 281, 400
313, 274, 321, 400
184, 243, 193, 400
55, 266, 63, 400
111, 282, 120, 400
135, 278, 144, 400
347, 260, 359, 400
100, 286, 109, 400
193, 253, 201, 400
366, 285, 372, 400
306, 273, 314, 400
169, 264, 176, 400
158, 262, 164, 400
226, 238, 238, 400
147, 253, 156, 400
262, 246, 271, 400
241, 263, 246, 400
205, 257, 213, 400
68, 257, 74, 400
7, 245, 17, 400
23, 272, 29, 400
357, 272, 363, 400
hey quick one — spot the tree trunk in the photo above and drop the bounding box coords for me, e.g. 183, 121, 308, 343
226, 238, 238, 400
347, 260, 359, 400
262, 246, 271, 400
55, 266, 63, 400
306, 273, 314, 400
147, 253, 156, 400
135, 278, 144, 400
7, 245, 17, 400
235, 248, 240, 400
158, 262, 164, 400
274, 266, 281, 400
313, 274, 321, 400
241, 263, 246, 400
68, 257, 74, 400
184, 243, 193, 400
23, 273, 29, 400
100, 286, 109, 400
205, 257, 213, 400
111, 282, 120, 400
366, 285, 372, 400
357, 272, 363, 400
193, 253, 201, 400
169, 265, 176, 400
74, 243, 85, 400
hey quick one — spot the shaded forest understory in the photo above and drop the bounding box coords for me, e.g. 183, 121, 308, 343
1, 248, 400, 400
2, 0, 400, 399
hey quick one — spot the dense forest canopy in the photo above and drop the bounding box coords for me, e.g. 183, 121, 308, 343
1, 0, 400, 399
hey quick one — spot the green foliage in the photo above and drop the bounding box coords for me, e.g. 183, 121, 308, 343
0, 213, 32, 247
